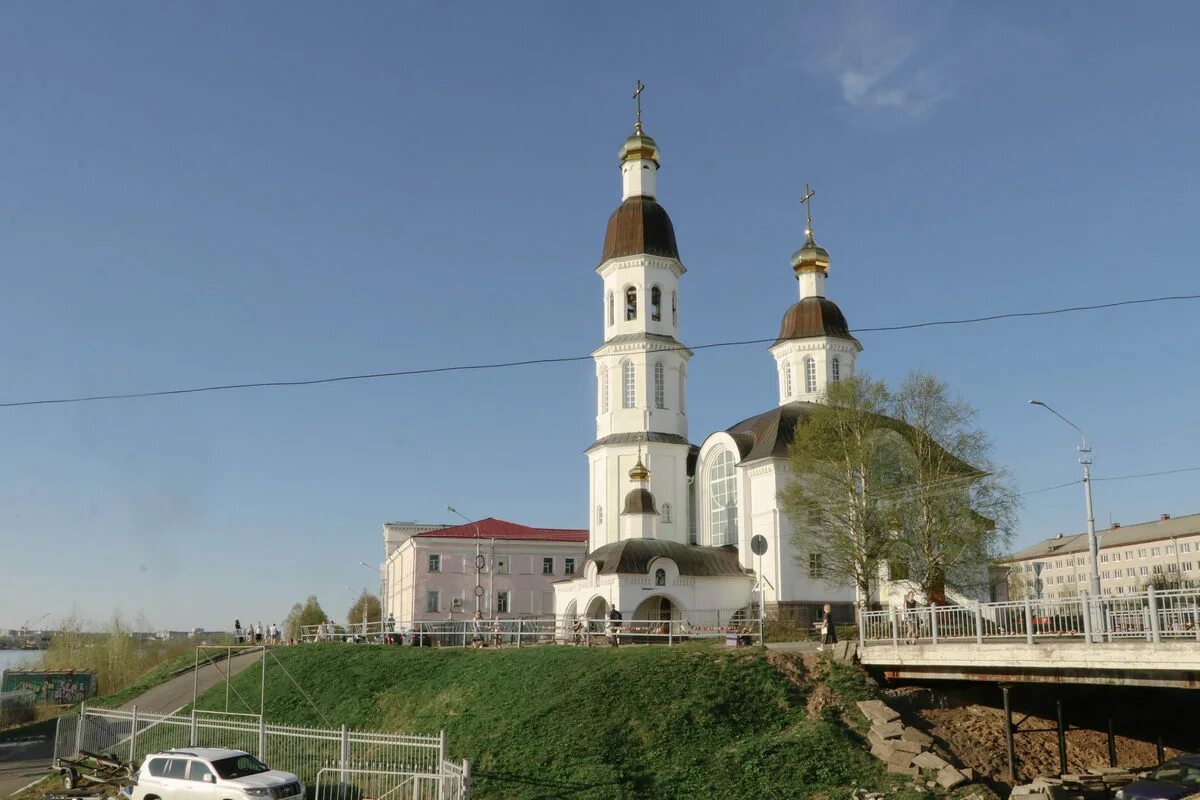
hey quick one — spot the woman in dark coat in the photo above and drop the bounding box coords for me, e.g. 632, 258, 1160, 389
819, 603, 837, 651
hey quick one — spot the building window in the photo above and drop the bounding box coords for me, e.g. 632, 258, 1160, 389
1182, 543, 1192, 554
497, 591, 510, 614
565, 557, 576, 575
831, 356, 840, 382
425, 590, 439, 613
650, 286, 662, 321
1101, 554, 1109, 563
1151, 547, 1162, 557
784, 362, 793, 396
655, 568, 666, 586
654, 362, 665, 409
496, 557, 509, 575
1137, 549, 1146, 558
671, 291, 677, 327
600, 366, 609, 413
428, 554, 441, 573
1126, 568, 1135, 577
1167, 563, 1178, 573
622, 360, 636, 408
1140, 566, 1149, 576
1184, 562, 1194, 572
1067, 557, 1074, 567
661, 502, 672, 523
804, 357, 816, 393
1166, 545, 1176, 555
607, 291, 614, 325
1112, 552, 1121, 562
709, 450, 739, 547
543, 557, 554, 575
1153, 565, 1163, 575
625, 286, 637, 321
596, 505, 603, 525
809, 553, 823, 579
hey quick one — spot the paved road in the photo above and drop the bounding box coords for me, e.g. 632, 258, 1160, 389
0, 650, 265, 798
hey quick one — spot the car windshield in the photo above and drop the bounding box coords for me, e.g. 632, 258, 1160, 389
210, 755, 270, 780
1149, 763, 1200, 788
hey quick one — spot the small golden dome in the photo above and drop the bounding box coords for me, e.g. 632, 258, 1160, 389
620, 130, 660, 165
790, 232, 830, 274
628, 455, 650, 482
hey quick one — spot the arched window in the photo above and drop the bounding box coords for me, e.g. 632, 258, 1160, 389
784, 361, 793, 396
661, 502, 672, 523
679, 367, 686, 414
831, 356, 840, 382
600, 366, 609, 413
804, 357, 817, 394
709, 450, 739, 547
650, 286, 662, 321
655, 568, 666, 586
654, 362, 665, 409
597, 505, 604, 525
607, 291, 614, 326
625, 286, 637, 321
672, 291, 677, 327
622, 360, 636, 408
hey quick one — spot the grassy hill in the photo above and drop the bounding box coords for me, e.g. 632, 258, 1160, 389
196, 642, 894, 800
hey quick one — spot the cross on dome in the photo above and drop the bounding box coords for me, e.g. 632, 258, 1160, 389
800, 183, 816, 243
633, 79, 646, 134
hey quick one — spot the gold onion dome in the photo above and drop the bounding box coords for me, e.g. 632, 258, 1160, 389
628, 456, 650, 482
791, 231, 830, 275
620, 127, 660, 165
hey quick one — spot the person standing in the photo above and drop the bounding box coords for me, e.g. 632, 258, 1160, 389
234, 619, 242, 644
491, 616, 503, 648
471, 611, 485, 649
818, 604, 837, 651
904, 591, 920, 645
255, 621, 263, 643
607, 607, 622, 648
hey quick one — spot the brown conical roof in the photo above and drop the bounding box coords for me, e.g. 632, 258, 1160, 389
774, 297, 861, 348
621, 487, 659, 516
601, 195, 680, 263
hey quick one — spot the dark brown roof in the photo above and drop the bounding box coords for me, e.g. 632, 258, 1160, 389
621, 488, 658, 515
774, 297, 861, 347
601, 195, 680, 263
585, 431, 692, 453
725, 402, 818, 462
586, 539, 748, 577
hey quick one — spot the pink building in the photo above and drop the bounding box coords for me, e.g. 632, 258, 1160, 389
382, 517, 588, 622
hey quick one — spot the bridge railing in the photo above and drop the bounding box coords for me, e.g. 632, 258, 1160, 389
860, 585, 1200, 646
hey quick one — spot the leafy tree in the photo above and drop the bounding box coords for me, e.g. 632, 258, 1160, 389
780, 375, 898, 604
284, 596, 328, 642
347, 591, 382, 631
886, 372, 1019, 602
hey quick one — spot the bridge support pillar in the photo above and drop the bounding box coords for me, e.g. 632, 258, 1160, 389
1056, 700, 1067, 775
1157, 737, 1165, 765
1107, 717, 1117, 767
1002, 685, 1016, 783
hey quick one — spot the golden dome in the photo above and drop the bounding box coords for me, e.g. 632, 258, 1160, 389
620, 128, 660, 165
790, 232, 830, 274
628, 455, 650, 482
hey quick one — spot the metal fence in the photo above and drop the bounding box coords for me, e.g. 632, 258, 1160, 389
860, 586, 1200, 646
314, 763, 468, 800
301, 612, 763, 647
53, 706, 456, 791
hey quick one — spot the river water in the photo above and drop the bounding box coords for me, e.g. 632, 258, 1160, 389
0, 649, 43, 676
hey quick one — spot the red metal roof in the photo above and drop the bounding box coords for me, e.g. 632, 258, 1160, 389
413, 517, 588, 543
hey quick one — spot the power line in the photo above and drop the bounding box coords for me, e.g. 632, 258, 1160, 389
1093, 466, 1200, 482
2, 292, 1198, 409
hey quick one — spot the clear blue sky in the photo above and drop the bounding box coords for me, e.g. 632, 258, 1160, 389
2, 2, 1198, 631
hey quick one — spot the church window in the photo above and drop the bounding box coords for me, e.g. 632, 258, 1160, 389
784, 362, 793, 396
600, 366, 609, 413
596, 505, 604, 525
654, 362, 665, 409
625, 286, 637, 321
622, 360, 636, 408
655, 568, 666, 586
709, 450, 739, 547
650, 286, 662, 321
804, 357, 817, 393
672, 291, 677, 327
607, 291, 614, 326
661, 502, 672, 523
831, 357, 840, 382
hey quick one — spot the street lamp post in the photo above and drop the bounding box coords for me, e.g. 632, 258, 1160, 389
447, 505, 484, 615
358, 561, 380, 636
1028, 400, 1102, 638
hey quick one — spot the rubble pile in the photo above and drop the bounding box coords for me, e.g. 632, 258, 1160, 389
856, 699, 973, 790
1009, 768, 1142, 800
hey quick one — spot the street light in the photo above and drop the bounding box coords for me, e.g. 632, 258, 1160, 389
1028, 400, 1101, 625
357, 562, 379, 635
448, 505, 484, 614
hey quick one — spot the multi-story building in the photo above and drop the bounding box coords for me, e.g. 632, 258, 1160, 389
381, 517, 588, 622
999, 512, 1200, 599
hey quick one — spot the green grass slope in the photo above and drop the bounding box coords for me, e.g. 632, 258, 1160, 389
197, 643, 887, 800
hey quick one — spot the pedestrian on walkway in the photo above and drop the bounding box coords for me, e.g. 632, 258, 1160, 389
471, 611, 485, 649
255, 621, 263, 643
606, 607, 622, 648
818, 604, 837, 651
234, 619, 242, 644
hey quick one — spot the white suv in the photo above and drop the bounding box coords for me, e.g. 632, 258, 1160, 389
133, 748, 303, 800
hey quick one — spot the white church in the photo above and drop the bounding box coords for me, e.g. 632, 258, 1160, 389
553, 104, 864, 628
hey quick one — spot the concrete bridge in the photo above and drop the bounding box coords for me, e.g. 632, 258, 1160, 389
857, 587, 1200, 689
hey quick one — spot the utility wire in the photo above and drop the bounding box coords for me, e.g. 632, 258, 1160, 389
1092, 466, 1200, 482
2, 292, 1198, 409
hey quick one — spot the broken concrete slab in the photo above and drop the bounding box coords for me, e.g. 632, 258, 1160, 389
937, 765, 969, 790
892, 738, 924, 755
872, 720, 905, 740
856, 699, 901, 724
912, 751, 950, 772
901, 727, 935, 747
871, 742, 894, 761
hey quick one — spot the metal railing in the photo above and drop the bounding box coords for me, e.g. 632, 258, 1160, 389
314, 763, 468, 800
300, 612, 763, 647
54, 706, 447, 785
859, 586, 1200, 646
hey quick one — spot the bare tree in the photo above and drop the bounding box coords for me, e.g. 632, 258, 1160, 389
780, 375, 898, 605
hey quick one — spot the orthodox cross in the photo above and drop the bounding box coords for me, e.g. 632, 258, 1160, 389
800, 183, 816, 241
633, 79, 646, 133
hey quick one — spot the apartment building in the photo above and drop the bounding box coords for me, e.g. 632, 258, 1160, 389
1000, 512, 1200, 599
